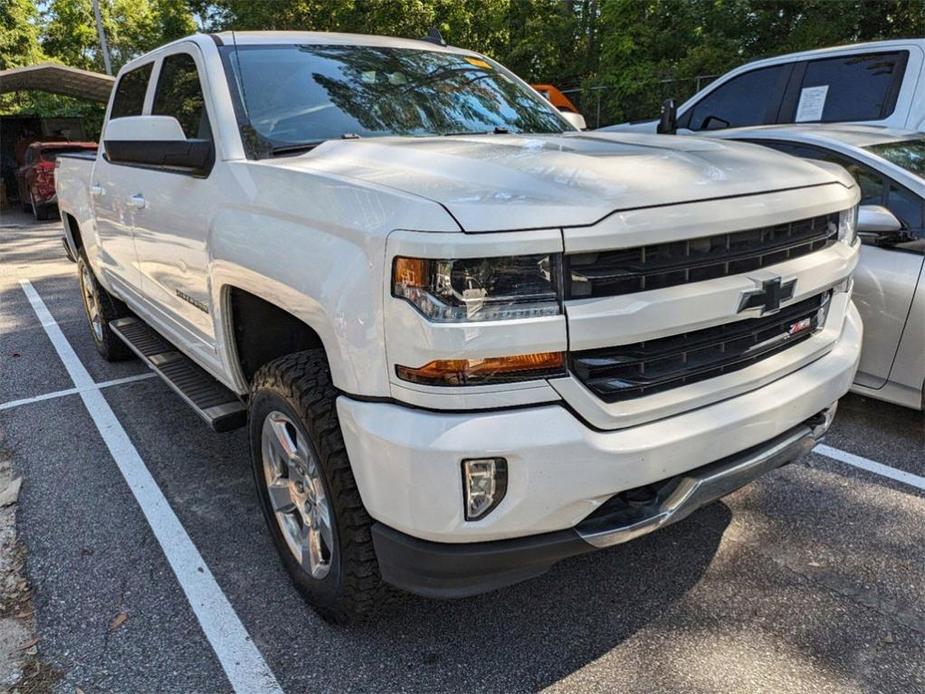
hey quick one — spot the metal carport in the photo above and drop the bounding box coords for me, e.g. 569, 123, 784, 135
0, 63, 114, 102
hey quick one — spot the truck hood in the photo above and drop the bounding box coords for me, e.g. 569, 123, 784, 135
278, 132, 848, 232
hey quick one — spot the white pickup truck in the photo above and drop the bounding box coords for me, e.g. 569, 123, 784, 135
56, 31, 863, 622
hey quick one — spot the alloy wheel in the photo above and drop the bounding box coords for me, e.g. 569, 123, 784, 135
260, 411, 334, 579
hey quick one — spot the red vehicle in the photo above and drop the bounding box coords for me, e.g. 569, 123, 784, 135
17, 141, 97, 220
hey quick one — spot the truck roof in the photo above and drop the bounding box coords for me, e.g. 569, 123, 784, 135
734, 38, 925, 72
211, 30, 472, 54
117, 30, 478, 75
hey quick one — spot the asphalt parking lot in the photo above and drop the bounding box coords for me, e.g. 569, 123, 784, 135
1, 213, 924, 693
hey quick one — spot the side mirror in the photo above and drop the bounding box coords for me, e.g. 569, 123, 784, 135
858, 204, 903, 245
104, 115, 213, 176
561, 111, 587, 130
657, 98, 677, 134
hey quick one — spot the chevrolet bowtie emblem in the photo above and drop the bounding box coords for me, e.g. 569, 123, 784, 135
737, 276, 796, 315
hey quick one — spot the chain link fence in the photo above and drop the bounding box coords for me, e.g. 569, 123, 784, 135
563, 74, 719, 129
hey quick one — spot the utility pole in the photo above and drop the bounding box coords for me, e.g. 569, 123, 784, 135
91, 0, 112, 76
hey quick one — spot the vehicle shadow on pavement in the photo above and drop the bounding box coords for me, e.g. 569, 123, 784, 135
99, 375, 730, 693
364, 508, 729, 690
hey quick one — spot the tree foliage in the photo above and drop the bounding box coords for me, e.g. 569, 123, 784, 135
2, 0, 924, 127
595, 0, 925, 123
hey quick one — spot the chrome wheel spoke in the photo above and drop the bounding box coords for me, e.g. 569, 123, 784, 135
316, 496, 334, 549
299, 523, 327, 578
267, 480, 295, 513
268, 416, 299, 461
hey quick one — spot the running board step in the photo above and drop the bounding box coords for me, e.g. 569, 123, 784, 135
110, 317, 246, 432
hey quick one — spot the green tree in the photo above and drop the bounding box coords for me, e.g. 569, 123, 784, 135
41, 0, 196, 73
0, 0, 45, 70
595, 0, 925, 125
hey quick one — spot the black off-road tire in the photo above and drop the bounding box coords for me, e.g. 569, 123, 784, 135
248, 350, 389, 623
76, 250, 134, 361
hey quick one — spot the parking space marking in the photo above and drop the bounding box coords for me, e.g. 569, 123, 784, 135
19, 280, 284, 694
0, 373, 156, 412
814, 443, 925, 492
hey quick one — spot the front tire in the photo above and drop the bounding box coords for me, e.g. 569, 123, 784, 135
76, 250, 134, 361
249, 350, 388, 623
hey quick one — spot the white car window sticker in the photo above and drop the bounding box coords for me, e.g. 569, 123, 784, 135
795, 85, 829, 122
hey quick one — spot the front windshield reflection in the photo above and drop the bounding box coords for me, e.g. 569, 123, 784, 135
221, 44, 569, 151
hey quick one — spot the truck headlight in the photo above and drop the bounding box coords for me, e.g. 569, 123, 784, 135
392, 254, 561, 322
838, 206, 858, 245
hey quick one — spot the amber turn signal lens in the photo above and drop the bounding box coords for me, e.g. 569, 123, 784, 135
396, 352, 565, 386
393, 257, 427, 288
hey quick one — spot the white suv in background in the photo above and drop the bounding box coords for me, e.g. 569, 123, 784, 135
603, 40, 925, 134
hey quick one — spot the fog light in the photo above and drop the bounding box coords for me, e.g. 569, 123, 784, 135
462, 458, 508, 521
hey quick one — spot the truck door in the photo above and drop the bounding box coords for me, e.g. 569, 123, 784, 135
128, 48, 220, 368
92, 62, 153, 293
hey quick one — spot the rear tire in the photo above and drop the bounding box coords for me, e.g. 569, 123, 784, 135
249, 350, 388, 623
76, 250, 134, 361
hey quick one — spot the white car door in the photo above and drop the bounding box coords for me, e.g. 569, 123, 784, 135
92, 61, 153, 293
851, 174, 925, 390
128, 47, 222, 369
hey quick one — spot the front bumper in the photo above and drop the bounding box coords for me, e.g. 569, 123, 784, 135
371, 407, 835, 598
338, 302, 861, 546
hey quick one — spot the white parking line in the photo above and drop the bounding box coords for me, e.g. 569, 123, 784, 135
19, 280, 283, 694
0, 372, 156, 411
813, 443, 925, 492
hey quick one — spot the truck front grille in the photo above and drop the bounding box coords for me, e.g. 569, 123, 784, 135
566, 213, 838, 299
570, 292, 830, 402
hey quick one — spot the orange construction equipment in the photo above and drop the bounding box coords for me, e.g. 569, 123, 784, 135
532, 84, 580, 113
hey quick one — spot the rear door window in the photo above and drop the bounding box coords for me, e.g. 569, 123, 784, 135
110, 63, 153, 119
683, 65, 791, 131
786, 52, 908, 123
151, 53, 212, 141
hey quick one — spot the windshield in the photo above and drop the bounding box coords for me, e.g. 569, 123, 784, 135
219, 44, 570, 153
864, 139, 925, 178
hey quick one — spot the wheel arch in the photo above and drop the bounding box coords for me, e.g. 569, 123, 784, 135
62, 212, 83, 255
222, 284, 328, 389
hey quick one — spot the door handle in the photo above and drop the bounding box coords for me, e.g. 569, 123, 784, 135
90, 183, 104, 197
128, 194, 147, 209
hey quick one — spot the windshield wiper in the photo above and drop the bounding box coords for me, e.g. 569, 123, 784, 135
442, 127, 511, 137
270, 141, 327, 156
270, 133, 362, 157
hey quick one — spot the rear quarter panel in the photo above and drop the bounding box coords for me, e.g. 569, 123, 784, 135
55, 156, 97, 260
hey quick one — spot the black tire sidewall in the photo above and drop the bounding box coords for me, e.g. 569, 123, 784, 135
248, 387, 346, 608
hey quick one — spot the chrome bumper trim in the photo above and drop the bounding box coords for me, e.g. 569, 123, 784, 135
578, 403, 836, 549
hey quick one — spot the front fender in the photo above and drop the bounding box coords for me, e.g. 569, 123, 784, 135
209, 210, 391, 397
